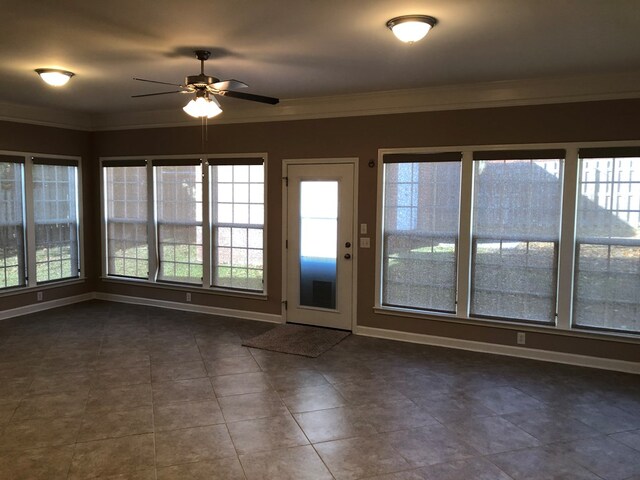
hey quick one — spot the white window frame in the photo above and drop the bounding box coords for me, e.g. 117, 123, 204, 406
99, 153, 268, 298
375, 142, 640, 340
0, 150, 84, 296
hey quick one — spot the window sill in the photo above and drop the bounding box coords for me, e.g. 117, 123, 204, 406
99, 276, 268, 300
373, 305, 640, 344
0, 277, 87, 298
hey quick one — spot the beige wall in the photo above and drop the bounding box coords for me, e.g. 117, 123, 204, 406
1, 99, 639, 363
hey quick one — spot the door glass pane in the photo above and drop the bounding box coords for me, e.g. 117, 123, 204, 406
299, 181, 337, 309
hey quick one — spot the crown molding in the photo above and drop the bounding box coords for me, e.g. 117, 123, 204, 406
0, 101, 92, 131
2, 71, 640, 132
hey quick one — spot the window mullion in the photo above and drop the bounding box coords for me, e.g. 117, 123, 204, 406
24, 157, 37, 287
202, 159, 211, 287
556, 147, 579, 330
147, 160, 158, 282
456, 150, 474, 318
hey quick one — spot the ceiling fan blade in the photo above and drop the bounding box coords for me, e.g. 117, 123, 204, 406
219, 90, 279, 105
212, 79, 248, 91
133, 77, 183, 87
131, 91, 182, 98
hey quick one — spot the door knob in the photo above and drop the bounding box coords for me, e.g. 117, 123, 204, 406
344, 253, 351, 259
345, 242, 351, 248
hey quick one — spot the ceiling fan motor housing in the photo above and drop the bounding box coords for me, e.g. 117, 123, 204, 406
185, 74, 220, 87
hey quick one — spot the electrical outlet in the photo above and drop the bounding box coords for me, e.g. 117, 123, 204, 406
186, 292, 191, 302
360, 237, 371, 248
516, 332, 526, 345
36, 291, 43, 302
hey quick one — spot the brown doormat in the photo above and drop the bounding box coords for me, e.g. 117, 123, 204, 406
243, 324, 350, 358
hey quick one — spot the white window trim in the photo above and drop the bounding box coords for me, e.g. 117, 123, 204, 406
376, 140, 640, 339
99, 153, 268, 297
0, 150, 84, 292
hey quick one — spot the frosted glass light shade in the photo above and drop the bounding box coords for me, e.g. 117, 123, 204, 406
183, 95, 222, 118
386, 15, 437, 43
35, 69, 74, 86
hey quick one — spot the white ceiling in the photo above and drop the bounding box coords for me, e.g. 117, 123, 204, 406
2, 0, 640, 118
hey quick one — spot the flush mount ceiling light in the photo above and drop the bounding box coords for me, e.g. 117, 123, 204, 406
386, 15, 437, 43
182, 90, 222, 118
35, 68, 75, 86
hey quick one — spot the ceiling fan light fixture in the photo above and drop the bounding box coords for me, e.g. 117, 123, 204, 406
183, 92, 222, 118
35, 68, 75, 86
386, 15, 437, 43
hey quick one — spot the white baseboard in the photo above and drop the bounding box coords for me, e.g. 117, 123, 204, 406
94, 292, 283, 324
355, 326, 640, 375
0, 292, 96, 321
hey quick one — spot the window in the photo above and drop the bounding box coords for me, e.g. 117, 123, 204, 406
574, 148, 640, 333
103, 161, 148, 278
32, 159, 80, 283
0, 156, 26, 289
211, 159, 265, 291
381, 152, 461, 312
470, 151, 564, 323
0, 153, 82, 292
154, 161, 203, 284
101, 155, 266, 294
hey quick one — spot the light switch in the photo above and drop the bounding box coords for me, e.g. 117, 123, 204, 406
360, 223, 367, 234
360, 237, 370, 248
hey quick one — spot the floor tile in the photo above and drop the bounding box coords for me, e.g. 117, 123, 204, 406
85, 383, 153, 415
13, 391, 88, 420
200, 343, 251, 360
68, 433, 155, 479
0, 445, 75, 480
151, 360, 207, 382
77, 406, 154, 442
227, 413, 309, 454
555, 436, 640, 480
490, 446, 601, 479
219, 391, 288, 423
211, 372, 272, 397
468, 386, 546, 414
152, 377, 215, 405
264, 368, 329, 393
157, 457, 246, 480
27, 371, 93, 396
240, 444, 333, 480
365, 457, 512, 479
355, 398, 439, 433
610, 429, 640, 452
281, 384, 346, 413
204, 356, 261, 376
155, 424, 236, 467
316, 434, 411, 480
294, 406, 378, 443
0, 415, 82, 450
414, 393, 495, 424
568, 403, 640, 434
154, 399, 225, 431
383, 424, 478, 467
504, 408, 600, 443
91, 366, 151, 389
446, 415, 539, 455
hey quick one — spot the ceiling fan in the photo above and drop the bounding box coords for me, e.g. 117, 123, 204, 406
132, 50, 279, 118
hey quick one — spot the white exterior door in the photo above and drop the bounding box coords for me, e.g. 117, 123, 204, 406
284, 161, 355, 330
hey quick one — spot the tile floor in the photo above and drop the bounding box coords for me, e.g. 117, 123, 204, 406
0, 300, 639, 479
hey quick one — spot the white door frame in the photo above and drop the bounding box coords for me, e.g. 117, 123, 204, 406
281, 157, 359, 331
